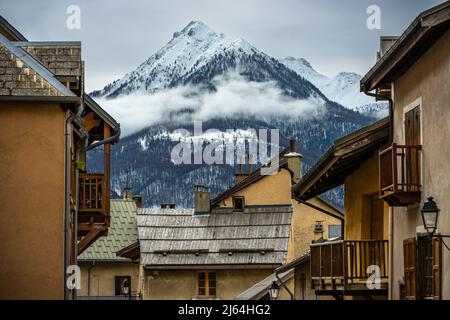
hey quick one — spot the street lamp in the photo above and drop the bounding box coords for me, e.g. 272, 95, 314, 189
269, 281, 280, 300
421, 197, 440, 236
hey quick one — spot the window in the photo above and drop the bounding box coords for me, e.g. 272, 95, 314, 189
115, 276, 131, 296
232, 196, 244, 211
197, 271, 216, 297
328, 225, 341, 239
403, 236, 441, 300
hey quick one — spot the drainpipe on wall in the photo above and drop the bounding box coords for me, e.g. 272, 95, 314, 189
363, 91, 393, 144
64, 101, 83, 300
364, 89, 394, 299
87, 261, 95, 296
73, 100, 89, 301
275, 270, 294, 300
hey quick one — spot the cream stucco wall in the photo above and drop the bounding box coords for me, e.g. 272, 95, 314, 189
79, 262, 140, 297
0, 102, 66, 300
143, 269, 272, 300
391, 29, 450, 300
219, 168, 292, 207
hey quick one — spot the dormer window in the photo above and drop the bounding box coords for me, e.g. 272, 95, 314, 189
232, 196, 244, 212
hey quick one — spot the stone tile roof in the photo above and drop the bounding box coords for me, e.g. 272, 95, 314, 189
79, 200, 138, 261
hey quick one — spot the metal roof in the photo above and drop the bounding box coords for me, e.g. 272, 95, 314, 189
138, 206, 292, 267
79, 200, 138, 261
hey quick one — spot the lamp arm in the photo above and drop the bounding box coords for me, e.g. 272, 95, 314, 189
435, 235, 450, 251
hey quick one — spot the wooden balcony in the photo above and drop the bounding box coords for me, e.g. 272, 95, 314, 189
310, 240, 389, 297
379, 143, 422, 206
79, 173, 106, 213
78, 173, 110, 254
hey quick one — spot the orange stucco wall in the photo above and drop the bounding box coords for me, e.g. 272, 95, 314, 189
0, 101, 66, 299
344, 152, 389, 241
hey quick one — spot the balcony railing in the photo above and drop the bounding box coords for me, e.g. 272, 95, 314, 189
79, 173, 105, 212
379, 143, 422, 206
311, 240, 389, 293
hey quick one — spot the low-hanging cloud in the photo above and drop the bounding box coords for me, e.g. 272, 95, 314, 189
95, 72, 325, 136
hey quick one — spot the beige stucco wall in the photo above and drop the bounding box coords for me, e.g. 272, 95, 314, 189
344, 152, 389, 240
219, 168, 292, 207
143, 269, 271, 300
391, 29, 450, 300
0, 102, 66, 299
287, 198, 342, 262
79, 262, 140, 297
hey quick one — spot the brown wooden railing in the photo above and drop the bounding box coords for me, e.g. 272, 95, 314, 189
311, 240, 389, 289
79, 173, 105, 212
379, 143, 422, 199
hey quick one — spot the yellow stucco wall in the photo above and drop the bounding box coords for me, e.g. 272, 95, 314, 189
391, 29, 450, 300
0, 102, 66, 300
344, 152, 389, 241
219, 168, 292, 207
79, 262, 140, 297
287, 198, 342, 262
143, 269, 272, 300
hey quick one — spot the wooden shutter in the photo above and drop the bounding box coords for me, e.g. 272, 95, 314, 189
403, 238, 417, 300
432, 237, 442, 300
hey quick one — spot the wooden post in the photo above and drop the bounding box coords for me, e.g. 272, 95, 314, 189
103, 123, 111, 215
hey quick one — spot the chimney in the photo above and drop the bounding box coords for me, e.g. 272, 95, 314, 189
132, 195, 143, 208
377, 36, 399, 60
285, 138, 302, 183
235, 163, 248, 184
194, 185, 210, 215
313, 220, 324, 241
123, 187, 133, 201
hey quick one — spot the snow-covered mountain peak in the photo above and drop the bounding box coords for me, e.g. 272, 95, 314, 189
177, 20, 218, 40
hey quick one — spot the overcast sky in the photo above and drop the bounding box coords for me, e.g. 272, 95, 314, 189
1, 0, 442, 91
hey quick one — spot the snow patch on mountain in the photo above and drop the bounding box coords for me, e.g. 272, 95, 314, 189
280, 57, 386, 115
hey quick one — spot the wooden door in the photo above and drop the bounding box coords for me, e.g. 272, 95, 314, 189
370, 194, 384, 240
405, 106, 421, 191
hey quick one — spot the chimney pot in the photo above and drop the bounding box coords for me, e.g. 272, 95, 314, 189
194, 185, 210, 215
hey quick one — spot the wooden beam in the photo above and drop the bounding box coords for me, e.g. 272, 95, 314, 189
83, 112, 101, 132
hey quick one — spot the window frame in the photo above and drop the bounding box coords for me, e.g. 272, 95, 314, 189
197, 271, 217, 297
115, 275, 131, 296
232, 196, 245, 212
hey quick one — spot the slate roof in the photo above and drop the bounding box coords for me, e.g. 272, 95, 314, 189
79, 200, 138, 261
138, 206, 292, 267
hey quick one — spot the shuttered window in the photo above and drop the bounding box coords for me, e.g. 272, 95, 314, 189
403, 236, 442, 300
432, 237, 442, 300
403, 238, 417, 300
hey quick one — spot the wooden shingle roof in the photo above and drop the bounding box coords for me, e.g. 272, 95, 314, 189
138, 206, 292, 268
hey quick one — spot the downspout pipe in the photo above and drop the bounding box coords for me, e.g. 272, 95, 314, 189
363, 91, 393, 144
363, 89, 394, 299
73, 100, 89, 301
275, 270, 294, 300
64, 101, 83, 300
83, 126, 121, 153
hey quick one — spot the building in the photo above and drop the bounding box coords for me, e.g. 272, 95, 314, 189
130, 141, 342, 300
0, 16, 120, 299
292, 118, 390, 299
78, 199, 140, 300
360, 2, 450, 300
